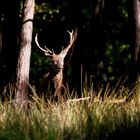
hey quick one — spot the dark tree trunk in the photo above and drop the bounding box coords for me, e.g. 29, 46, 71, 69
87, 0, 106, 89
129, 0, 140, 84
16, 0, 35, 104
0, 0, 20, 91
65, 0, 84, 95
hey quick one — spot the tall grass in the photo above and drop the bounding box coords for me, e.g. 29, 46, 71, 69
0, 81, 140, 140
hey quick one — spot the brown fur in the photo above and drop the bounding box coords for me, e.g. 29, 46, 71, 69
35, 28, 78, 97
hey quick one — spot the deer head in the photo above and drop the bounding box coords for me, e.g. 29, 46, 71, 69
35, 29, 78, 73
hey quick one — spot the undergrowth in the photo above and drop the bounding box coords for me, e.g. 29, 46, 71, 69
0, 80, 140, 140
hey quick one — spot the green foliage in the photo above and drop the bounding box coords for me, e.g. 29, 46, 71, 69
35, 2, 60, 21
105, 43, 131, 81
102, 0, 130, 81
30, 47, 51, 85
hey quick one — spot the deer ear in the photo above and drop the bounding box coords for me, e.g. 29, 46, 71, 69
45, 53, 51, 56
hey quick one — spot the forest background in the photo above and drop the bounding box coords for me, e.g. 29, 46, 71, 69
0, 0, 138, 97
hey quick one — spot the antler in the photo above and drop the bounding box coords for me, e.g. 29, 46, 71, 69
35, 28, 78, 58
35, 33, 53, 56
61, 28, 78, 57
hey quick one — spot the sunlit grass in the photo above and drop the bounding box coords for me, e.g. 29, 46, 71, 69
0, 81, 140, 140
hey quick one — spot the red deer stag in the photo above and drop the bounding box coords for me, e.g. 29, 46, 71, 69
35, 29, 78, 97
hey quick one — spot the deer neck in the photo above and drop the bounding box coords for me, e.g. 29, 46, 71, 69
53, 70, 63, 96
53, 70, 63, 87
48, 67, 61, 77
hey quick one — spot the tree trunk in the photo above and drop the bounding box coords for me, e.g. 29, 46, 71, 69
129, 0, 140, 83
87, 0, 106, 89
0, 0, 20, 91
66, 0, 83, 95
16, 0, 35, 104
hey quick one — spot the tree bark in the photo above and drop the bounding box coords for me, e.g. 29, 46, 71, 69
0, 0, 20, 91
129, 0, 140, 83
87, 0, 106, 89
16, 0, 35, 104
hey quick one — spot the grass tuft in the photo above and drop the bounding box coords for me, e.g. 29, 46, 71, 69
0, 81, 140, 140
